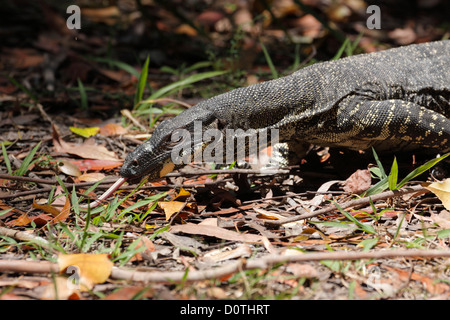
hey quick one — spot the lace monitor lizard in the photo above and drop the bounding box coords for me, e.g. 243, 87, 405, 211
82, 40, 450, 208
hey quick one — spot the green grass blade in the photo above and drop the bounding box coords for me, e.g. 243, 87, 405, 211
184, 61, 213, 73
137, 70, 227, 110
396, 153, 450, 189
332, 37, 350, 60
1, 143, 12, 175
7, 75, 38, 103
388, 157, 398, 190
364, 176, 388, 196
15, 141, 42, 176
149, 70, 227, 100
134, 55, 150, 107
87, 56, 140, 78
77, 78, 88, 110
260, 41, 278, 79
334, 202, 376, 234
372, 147, 386, 178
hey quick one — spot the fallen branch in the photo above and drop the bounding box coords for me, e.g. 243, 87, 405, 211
0, 249, 448, 283
0, 226, 55, 253
264, 185, 428, 226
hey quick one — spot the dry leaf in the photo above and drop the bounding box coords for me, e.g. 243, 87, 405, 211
424, 179, 450, 210
40, 276, 80, 300
78, 172, 106, 182
158, 201, 186, 220
6, 212, 32, 226
32, 196, 71, 223
343, 169, 372, 194
99, 123, 128, 136
202, 244, 252, 263
82, 6, 120, 25
68, 159, 123, 171
32, 199, 62, 218
52, 124, 120, 161
57, 159, 82, 177
385, 265, 450, 295
130, 237, 155, 261
254, 207, 287, 220
286, 263, 318, 278
159, 188, 195, 220
429, 210, 450, 229
388, 27, 416, 45
170, 223, 263, 243
173, 187, 191, 201
57, 253, 113, 291
53, 134, 120, 161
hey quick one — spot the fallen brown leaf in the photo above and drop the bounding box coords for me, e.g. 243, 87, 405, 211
170, 223, 264, 243
343, 169, 372, 194
424, 179, 450, 210
57, 253, 113, 291
53, 128, 120, 161
99, 123, 128, 136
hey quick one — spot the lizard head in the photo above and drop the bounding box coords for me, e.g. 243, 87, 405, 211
120, 107, 219, 183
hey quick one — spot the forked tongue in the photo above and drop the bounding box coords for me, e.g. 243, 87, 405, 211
79, 177, 127, 209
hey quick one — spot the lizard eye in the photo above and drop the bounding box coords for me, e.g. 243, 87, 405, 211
167, 133, 186, 148
132, 159, 139, 167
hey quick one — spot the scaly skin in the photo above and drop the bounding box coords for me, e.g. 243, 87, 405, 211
82, 41, 450, 208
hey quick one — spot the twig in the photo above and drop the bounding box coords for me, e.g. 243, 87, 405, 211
0, 260, 59, 274
0, 226, 55, 253
0, 249, 448, 282
264, 185, 428, 226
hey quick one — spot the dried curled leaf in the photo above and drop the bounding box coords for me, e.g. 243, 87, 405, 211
32, 196, 71, 223
424, 179, 450, 210
57, 253, 113, 291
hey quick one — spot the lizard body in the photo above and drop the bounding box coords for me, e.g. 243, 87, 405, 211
120, 40, 450, 183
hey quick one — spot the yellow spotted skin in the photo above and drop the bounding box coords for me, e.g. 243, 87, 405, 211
121, 41, 450, 181
203, 41, 450, 155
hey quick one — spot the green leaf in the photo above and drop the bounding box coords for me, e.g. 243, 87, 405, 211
260, 41, 278, 79
69, 126, 100, 138
371, 147, 386, 178
116, 193, 167, 220
87, 56, 140, 78
137, 70, 228, 111
184, 61, 213, 73
320, 260, 342, 272
332, 37, 350, 60
309, 220, 355, 228
396, 153, 450, 189
7, 75, 38, 103
77, 78, 88, 110
358, 237, 379, 251
388, 157, 398, 190
15, 141, 42, 176
437, 229, 450, 239
334, 202, 376, 234
151, 70, 226, 99
113, 237, 146, 266
1, 143, 12, 175
134, 55, 150, 106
